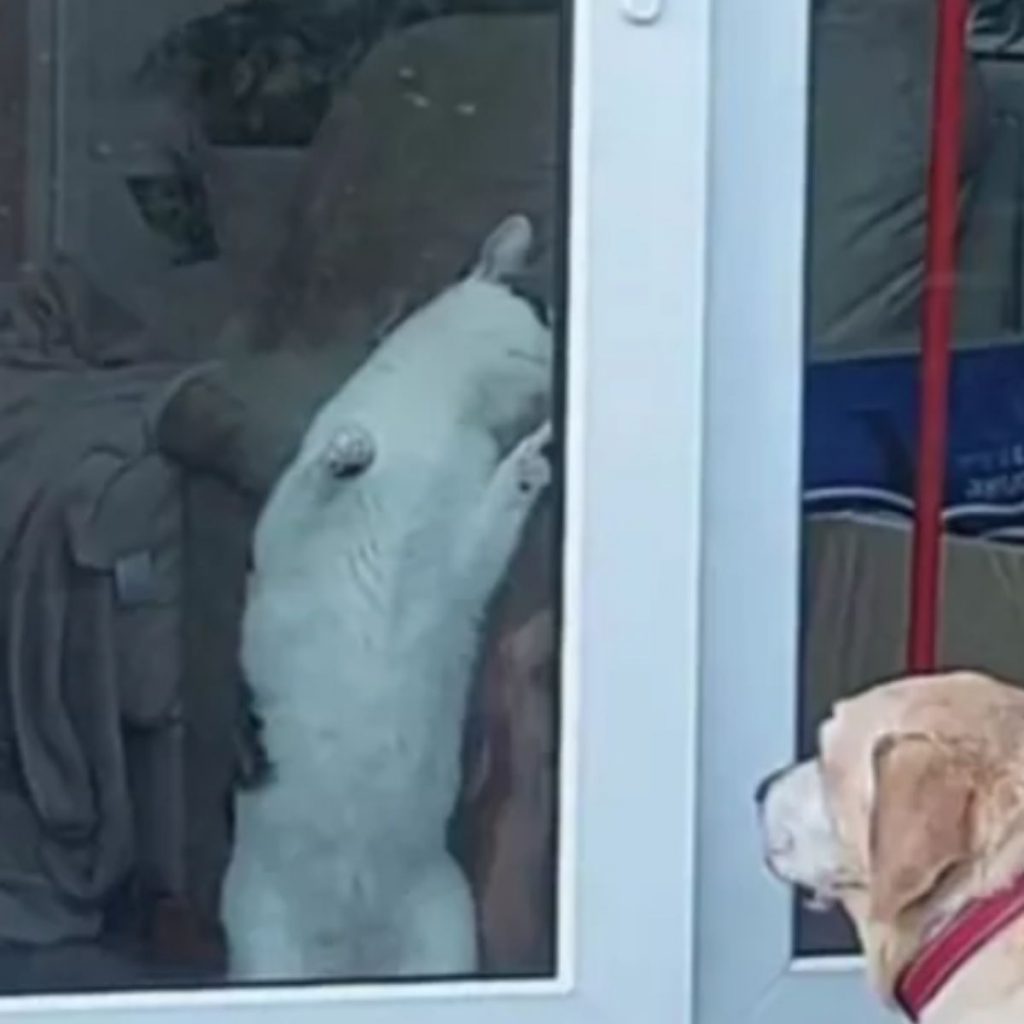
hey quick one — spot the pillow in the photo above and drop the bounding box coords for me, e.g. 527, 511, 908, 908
200, 146, 307, 306
234, 13, 561, 354
157, 13, 561, 493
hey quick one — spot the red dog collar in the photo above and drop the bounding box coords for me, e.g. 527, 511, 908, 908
895, 873, 1024, 1020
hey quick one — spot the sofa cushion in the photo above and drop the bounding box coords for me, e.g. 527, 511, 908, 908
157, 13, 561, 496
234, 13, 560, 355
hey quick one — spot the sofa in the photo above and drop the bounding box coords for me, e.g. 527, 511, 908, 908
134, 0, 1024, 974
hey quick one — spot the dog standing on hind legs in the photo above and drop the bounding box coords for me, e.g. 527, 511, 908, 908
221, 214, 555, 982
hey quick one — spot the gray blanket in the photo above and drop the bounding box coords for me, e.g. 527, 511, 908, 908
0, 265, 185, 943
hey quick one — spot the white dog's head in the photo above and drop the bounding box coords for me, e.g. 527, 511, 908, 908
757, 671, 1024, 1000
362, 213, 554, 444
454, 213, 554, 439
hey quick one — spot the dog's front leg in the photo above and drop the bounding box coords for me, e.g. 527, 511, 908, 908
455, 421, 552, 607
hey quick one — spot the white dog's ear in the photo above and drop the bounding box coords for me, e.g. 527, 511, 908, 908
869, 733, 974, 923
474, 215, 534, 283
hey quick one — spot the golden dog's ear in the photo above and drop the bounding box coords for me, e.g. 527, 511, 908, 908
869, 733, 975, 923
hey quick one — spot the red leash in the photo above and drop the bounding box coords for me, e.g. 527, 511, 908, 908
907, 0, 972, 672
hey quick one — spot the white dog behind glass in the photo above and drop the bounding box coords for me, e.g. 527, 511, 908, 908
221, 215, 554, 982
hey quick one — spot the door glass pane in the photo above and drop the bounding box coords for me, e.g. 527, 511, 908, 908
798, 0, 1024, 956
0, 0, 28, 280
0, 0, 568, 992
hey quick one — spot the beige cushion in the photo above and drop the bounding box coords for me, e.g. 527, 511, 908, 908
158, 13, 561, 495
235, 13, 560, 355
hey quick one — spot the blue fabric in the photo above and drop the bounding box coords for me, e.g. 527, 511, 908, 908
803, 344, 1024, 541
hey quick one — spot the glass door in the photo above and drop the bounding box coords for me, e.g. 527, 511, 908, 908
0, 0, 52, 308
698, 0, 1024, 1020
0, 2, 709, 1023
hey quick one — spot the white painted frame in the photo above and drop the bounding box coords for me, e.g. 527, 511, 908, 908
5, 1, 711, 1022
695, 0, 899, 1021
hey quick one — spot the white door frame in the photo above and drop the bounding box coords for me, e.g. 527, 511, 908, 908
696, 0, 900, 1020
5, 1, 713, 1022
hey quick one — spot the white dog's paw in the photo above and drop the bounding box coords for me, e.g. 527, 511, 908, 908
456, 420, 555, 601
321, 424, 376, 478
512, 421, 553, 498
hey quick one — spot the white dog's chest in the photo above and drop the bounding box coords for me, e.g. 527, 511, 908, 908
222, 213, 554, 981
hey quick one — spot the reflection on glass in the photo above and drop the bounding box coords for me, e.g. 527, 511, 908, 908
0, 0, 566, 992
0, 1, 27, 280
798, 0, 1024, 955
